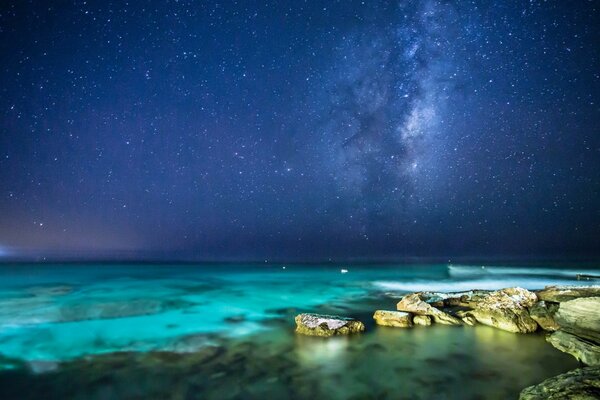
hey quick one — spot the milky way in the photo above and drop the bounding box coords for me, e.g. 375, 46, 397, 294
0, 1, 598, 260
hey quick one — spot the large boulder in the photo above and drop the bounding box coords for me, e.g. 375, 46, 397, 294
295, 313, 365, 337
519, 366, 600, 400
530, 301, 560, 331
536, 286, 600, 303
469, 287, 539, 333
396, 293, 462, 325
547, 331, 600, 366
554, 297, 600, 343
373, 310, 413, 327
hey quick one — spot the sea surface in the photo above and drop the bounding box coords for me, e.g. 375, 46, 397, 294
0, 262, 598, 399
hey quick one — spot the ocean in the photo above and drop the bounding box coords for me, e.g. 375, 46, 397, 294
0, 262, 597, 399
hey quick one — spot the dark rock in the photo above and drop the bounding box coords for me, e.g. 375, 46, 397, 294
530, 301, 560, 331
519, 366, 600, 399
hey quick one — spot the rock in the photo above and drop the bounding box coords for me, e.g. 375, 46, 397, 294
519, 366, 600, 399
294, 313, 365, 337
416, 290, 491, 308
530, 301, 560, 331
554, 297, 600, 344
536, 286, 600, 303
469, 287, 538, 333
548, 331, 600, 366
396, 293, 462, 325
456, 310, 477, 326
373, 310, 413, 327
413, 315, 432, 326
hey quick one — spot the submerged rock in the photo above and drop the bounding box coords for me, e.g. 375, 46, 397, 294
519, 366, 600, 400
295, 313, 365, 337
548, 331, 600, 366
530, 301, 560, 332
469, 287, 538, 333
413, 315, 432, 326
554, 297, 600, 344
536, 286, 600, 303
396, 293, 462, 325
26, 285, 74, 296
373, 310, 413, 328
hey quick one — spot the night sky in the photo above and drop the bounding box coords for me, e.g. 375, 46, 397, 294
0, 1, 599, 261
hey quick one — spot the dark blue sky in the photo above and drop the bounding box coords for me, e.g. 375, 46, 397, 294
0, 0, 598, 261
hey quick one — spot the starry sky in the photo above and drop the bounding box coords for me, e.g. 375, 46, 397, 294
0, 0, 599, 261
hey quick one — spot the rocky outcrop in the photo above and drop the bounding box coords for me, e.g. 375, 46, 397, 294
545, 297, 600, 365
554, 297, 600, 343
530, 301, 560, 331
548, 331, 600, 366
469, 287, 538, 333
414, 290, 491, 308
373, 310, 413, 327
295, 313, 365, 337
413, 315, 432, 326
396, 293, 462, 325
536, 286, 600, 303
519, 366, 600, 400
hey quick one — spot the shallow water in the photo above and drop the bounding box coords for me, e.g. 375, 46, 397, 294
0, 262, 596, 399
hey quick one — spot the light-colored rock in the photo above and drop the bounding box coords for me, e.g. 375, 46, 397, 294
554, 297, 600, 344
396, 293, 462, 325
416, 290, 491, 308
455, 310, 478, 326
548, 331, 600, 366
519, 366, 600, 400
463, 315, 478, 326
413, 315, 431, 326
295, 313, 365, 337
536, 286, 600, 303
469, 287, 538, 333
530, 301, 560, 331
373, 310, 413, 327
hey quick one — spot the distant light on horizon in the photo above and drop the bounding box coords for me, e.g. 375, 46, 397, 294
0, 246, 11, 257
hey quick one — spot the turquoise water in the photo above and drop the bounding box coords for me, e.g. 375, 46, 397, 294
0, 263, 596, 398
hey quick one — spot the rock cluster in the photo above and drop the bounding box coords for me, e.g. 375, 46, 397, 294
294, 284, 600, 396
543, 292, 600, 367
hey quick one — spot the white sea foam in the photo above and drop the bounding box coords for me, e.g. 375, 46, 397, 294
372, 278, 581, 293
447, 265, 600, 278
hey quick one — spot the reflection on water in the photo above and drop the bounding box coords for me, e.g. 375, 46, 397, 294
0, 324, 579, 399
0, 263, 595, 398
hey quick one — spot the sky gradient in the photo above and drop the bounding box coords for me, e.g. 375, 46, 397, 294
0, 0, 599, 261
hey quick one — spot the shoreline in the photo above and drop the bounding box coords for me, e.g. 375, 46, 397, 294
0, 273, 598, 398
295, 284, 600, 398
